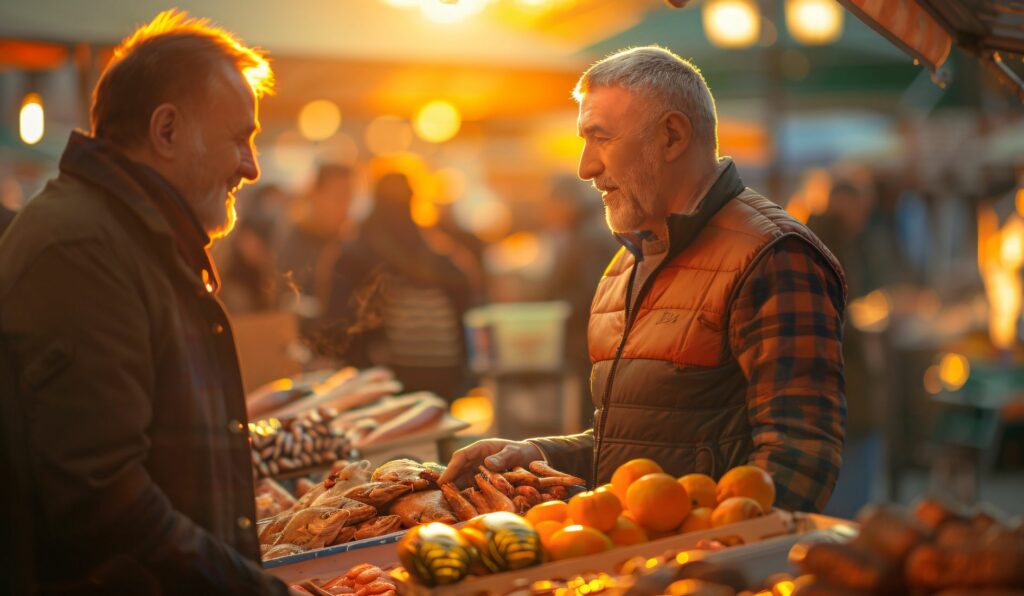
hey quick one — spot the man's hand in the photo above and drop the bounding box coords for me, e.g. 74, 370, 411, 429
438, 438, 542, 487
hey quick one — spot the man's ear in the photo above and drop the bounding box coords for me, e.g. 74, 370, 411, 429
662, 111, 692, 161
149, 103, 180, 159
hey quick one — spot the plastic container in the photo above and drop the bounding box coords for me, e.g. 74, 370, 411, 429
464, 301, 570, 373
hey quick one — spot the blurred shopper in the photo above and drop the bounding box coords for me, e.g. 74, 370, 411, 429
0, 11, 290, 595
809, 181, 884, 518
217, 187, 281, 313
323, 172, 482, 400
541, 175, 620, 425
277, 163, 355, 321
442, 46, 847, 513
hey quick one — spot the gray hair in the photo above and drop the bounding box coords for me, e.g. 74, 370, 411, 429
573, 46, 718, 155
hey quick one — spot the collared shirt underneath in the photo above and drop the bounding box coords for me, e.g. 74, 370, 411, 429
627, 158, 731, 312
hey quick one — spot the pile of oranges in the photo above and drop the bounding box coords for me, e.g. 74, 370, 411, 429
524, 459, 775, 561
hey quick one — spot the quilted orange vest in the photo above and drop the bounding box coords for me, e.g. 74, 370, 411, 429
586, 161, 845, 485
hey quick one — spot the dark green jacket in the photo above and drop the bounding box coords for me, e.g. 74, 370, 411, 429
0, 132, 286, 594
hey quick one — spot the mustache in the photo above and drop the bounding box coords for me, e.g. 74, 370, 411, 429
592, 179, 618, 193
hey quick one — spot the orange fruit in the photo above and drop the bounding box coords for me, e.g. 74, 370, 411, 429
567, 487, 622, 533
711, 497, 764, 527
678, 507, 713, 533
625, 473, 691, 532
525, 500, 569, 526
678, 474, 718, 509
545, 524, 613, 561
716, 465, 775, 513
611, 458, 664, 503
534, 520, 564, 549
606, 516, 647, 547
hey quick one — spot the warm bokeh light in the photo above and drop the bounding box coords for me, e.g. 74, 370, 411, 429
450, 395, 494, 435
298, 99, 342, 141
382, 0, 419, 7
785, 0, 844, 45
420, 0, 488, 23
410, 194, 439, 227
365, 115, 414, 156
978, 205, 1023, 349
773, 580, 796, 596
804, 168, 833, 215
938, 353, 970, 391
413, 100, 462, 143
433, 167, 467, 204
703, 0, 760, 49
849, 289, 891, 332
785, 197, 811, 224
1016, 188, 1024, 217
1000, 216, 1024, 268
488, 231, 542, 270
19, 93, 44, 145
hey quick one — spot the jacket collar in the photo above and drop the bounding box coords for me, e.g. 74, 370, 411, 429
59, 131, 219, 292
615, 158, 746, 261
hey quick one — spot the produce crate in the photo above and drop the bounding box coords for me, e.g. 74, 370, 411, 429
266, 511, 855, 594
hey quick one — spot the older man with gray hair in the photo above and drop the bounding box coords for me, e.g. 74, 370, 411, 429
442, 46, 847, 513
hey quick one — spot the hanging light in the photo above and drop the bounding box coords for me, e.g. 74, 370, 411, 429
413, 100, 462, 143
19, 93, 44, 145
703, 0, 760, 49
420, 0, 488, 24
785, 0, 843, 45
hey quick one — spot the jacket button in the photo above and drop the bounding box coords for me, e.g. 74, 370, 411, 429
228, 419, 244, 434
212, 323, 225, 334
237, 516, 252, 530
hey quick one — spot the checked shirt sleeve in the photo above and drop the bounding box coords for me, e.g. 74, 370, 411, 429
728, 236, 847, 512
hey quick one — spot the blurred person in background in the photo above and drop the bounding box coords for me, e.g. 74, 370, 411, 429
0, 11, 291, 595
277, 163, 356, 327
808, 181, 885, 518
217, 185, 283, 313
442, 46, 847, 513
323, 172, 483, 400
541, 175, 620, 426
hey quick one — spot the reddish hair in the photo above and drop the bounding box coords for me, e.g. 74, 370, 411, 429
90, 10, 273, 147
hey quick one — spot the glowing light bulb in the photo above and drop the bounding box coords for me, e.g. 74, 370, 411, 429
786, 0, 844, 45
20, 93, 44, 145
703, 0, 760, 49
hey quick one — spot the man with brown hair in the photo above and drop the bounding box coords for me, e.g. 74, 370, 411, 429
0, 11, 290, 594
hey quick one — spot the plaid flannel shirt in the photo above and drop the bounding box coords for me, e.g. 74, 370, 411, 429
729, 235, 847, 512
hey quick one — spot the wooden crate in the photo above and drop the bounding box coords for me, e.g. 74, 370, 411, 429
265, 510, 854, 592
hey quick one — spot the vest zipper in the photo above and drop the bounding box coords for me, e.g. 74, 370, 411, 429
591, 253, 674, 487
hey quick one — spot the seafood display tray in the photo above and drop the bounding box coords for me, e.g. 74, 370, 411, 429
264, 528, 407, 583
404, 512, 855, 595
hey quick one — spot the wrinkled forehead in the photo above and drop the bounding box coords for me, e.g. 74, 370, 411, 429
577, 85, 649, 132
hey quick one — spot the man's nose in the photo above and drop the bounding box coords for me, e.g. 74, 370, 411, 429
577, 143, 602, 181
240, 144, 260, 182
